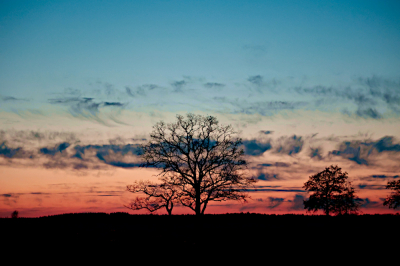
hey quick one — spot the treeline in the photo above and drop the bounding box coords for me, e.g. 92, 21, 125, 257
2, 212, 399, 255
3, 212, 399, 235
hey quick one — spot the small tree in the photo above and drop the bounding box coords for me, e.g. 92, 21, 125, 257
140, 113, 257, 215
126, 176, 181, 215
303, 165, 361, 216
11, 210, 18, 218
125, 196, 162, 214
383, 180, 400, 210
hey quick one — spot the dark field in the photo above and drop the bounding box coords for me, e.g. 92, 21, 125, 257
2, 213, 399, 257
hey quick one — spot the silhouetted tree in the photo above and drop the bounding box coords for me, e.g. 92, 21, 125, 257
126, 176, 181, 215
303, 165, 361, 216
383, 180, 400, 209
140, 113, 257, 215
11, 210, 18, 218
125, 196, 164, 214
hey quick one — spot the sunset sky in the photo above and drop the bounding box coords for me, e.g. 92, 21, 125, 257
1, 0, 400, 217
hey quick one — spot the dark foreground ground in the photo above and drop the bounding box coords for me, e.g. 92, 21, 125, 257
1, 213, 399, 258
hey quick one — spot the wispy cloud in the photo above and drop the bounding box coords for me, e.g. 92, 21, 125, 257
125, 84, 161, 97
359, 174, 400, 181
360, 198, 383, 209
259, 130, 273, 135
256, 173, 280, 181
309, 147, 323, 159
274, 135, 303, 155
292, 76, 400, 119
287, 194, 306, 210
74, 144, 143, 168
242, 139, 272, 156
48, 97, 125, 113
48, 97, 126, 125
40, 142, 70, 156
245, 75, 280, 91
247, 75, 263, 86
171, 80, 187, 92
330, 136, 400, 165
0, 132, 145, 170
264, 197, 285, 209
235, 101, 308, 115
203, 82, 225, 89
0, 129, 79, 147
0, 142, 33, 159
1, 96, 29, 102
355, 108, 381, 119
242, 135, 304, 157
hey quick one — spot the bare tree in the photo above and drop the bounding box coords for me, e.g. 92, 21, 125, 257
303, 165, 362, 216
125, 196, 163, 214
126, 176, 181, 215
140, 113, 256, 215
383, 180, 400, 210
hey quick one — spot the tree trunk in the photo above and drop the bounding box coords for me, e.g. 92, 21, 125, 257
325, 200, 330, 216
325, 193, 330, 216
201, 201, 208, 215
167, 202, 173, 215
195, 187, 202, 215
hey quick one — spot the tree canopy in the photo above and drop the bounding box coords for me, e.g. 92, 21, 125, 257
137, 113, 256, 215
11, 210, 18, 218
383, 180, 400, 210
303, 165, 362, 216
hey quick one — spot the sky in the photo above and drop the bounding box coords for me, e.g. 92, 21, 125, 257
1, 0, 400, 217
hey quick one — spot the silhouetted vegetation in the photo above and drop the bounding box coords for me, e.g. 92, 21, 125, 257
303, 165, 362, 215
135, 113, 257, 215
384, 180, 400, 209
126, 177, 181, 215
2, 212, 399, 255
11, 210, 18, 218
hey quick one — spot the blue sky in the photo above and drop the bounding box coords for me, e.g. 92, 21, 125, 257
1, 0, 400, 100
1, 1, 400, 216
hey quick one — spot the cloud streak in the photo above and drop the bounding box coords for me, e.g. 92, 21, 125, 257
1, 96, 29, 102
293, 76, 400, 119
203, 82, 225, 89
330, 136, 400, 165
48, 97, 126, 125
233, 101, 308, 115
